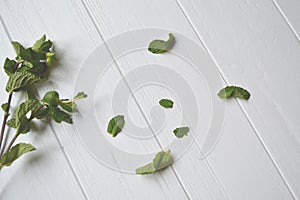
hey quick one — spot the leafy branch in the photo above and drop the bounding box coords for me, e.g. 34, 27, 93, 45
0, 35, 87, 170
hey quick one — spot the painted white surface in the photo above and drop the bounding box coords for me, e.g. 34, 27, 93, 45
0, 0, 299, 199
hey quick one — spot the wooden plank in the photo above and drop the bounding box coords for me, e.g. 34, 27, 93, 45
272, 0, 300, 41
0, 16, 86, 200
0, 0, 189, 199
80, 0, 295, 199
176, 0, 300, 198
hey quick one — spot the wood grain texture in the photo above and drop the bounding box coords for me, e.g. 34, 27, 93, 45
177, 0, 300, 198
0, 15, 86, 200
273, 0, 300, 41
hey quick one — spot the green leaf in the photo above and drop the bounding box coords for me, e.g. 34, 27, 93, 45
73, 92, 88, 101
6, 118, 16, 128
1, 103, 8, 113
148, 33, 175, 54
18, 48, 46, 75
4, 58, 17, 75
34, 107, 49, 119
135, 163, 155, 175
59, 92, 88, 112
6, 70, 43, 93
13, 99, 40, 134
173, 127, 189, 138
46, 52, 56, 66
107, 115, 125, 137
218, 86, 250, 100
11, 41, 25, 56
42, 91, 60, 107
152, 150, 173, 170
32, 35, 53, 53
135, 150, 173, 175
49, 107, 73, 124
159, 99, 173, 108
0, 143, 36, 169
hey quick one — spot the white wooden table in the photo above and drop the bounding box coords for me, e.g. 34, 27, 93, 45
0, 0, 299, 199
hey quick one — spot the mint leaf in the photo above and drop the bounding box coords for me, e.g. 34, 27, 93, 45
6, 118, 16, 128
135, 163, 155, 175
42, 91, 60, 107
136, 150, 173, 175
159, 99, 173, 108
0, 143, 35, 169
32, 35, 52, 53
18, 48, 46, 75
6, 71, 44, 93
218, 86, 250, 100
12, 99, 40, 134
107, 115, 125, 137
173, 127, 189, 138
73, 92, 88, 101
11, 41, 25, 56
4, 58, 17, 75
59, 92, 88, 112
49, 107, 72, 124
1, 103, 8, 113
148, 33, 175, 54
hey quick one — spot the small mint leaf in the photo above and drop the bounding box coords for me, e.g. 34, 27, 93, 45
173, 127, 189, 138
1, 103, 8, 113
218, 86, 250, 100
107, 115, 125, 137
4, 58, 17, 75
11, 41, 25, 56
159, 99, 173, 108
148, 33, 175, 54
136, 150, 173, 175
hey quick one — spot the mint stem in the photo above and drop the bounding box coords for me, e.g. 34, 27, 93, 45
4, 133, 18, 155
0, 93, 13, 154
1, 104, 45, 156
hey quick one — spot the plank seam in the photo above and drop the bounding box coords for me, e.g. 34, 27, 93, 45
0, 14, 89, 200
174, 1, 297, 199
272, 0, 300, 42
78, 0, 191, 199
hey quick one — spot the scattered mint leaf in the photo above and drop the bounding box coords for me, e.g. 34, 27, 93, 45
218, 86, 250, 100
159, 99, 173, 108
136, 150, 173, 175
4, 58, 17, 75
107, 115, 125, 137
135, 163, 155, 175
1, 103, 8, 113
173, 127, 189, 138
0, 143, 36, 170
152, 150, 173, 170
148, 33, 175, 54
6, 71, 44, 93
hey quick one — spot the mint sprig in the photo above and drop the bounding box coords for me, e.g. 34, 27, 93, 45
0, 35, 87, 170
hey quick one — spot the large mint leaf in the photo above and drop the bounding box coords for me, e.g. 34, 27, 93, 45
0, 143, 36, 170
